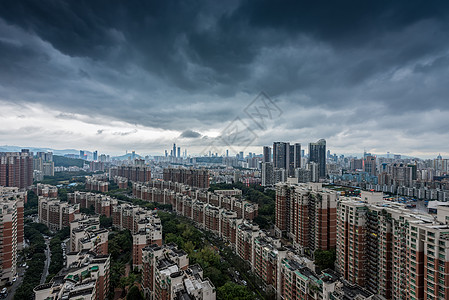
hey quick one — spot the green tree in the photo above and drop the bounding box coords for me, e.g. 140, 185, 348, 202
100, 215, 113, 228
165, 233, 185, 248
217, 282, 255, 300
80, 204, 96, 215
126, 285, 144, 300
120, 273, 138, 288
25, 190, 38, 210
314, 249, 336, 270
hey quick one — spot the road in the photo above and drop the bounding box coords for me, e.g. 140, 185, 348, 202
40, 238, 51, 284
5, 266, 24, 300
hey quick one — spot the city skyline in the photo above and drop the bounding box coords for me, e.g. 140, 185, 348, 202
0, 143, 447, 160
1, 2, 449, 157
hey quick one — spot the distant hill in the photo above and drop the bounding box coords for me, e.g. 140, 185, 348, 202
375, 153, 419, 159
53, 155, 85, 168
0, 145, 79, 156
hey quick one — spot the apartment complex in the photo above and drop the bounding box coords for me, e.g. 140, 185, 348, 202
163, 168, 209, 189
68, 191, 118, 217
141, 244, 215, 300
0, 187, 25, 286
109, 165, 151, 182
34, 251, 110, 300
275, 182, 338, 253
111, 175, 128, 189
85, 176, 109, 193
33, 183, 58, 198
336, 192, 449, 300
0, 150, 34, 189
70, 215, 108, 255
38, 197, 80, 231
133, 180, 258, 220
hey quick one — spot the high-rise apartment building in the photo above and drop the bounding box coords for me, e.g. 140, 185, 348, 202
36, 152, 53, 162
85, 176, 109, 193
141, 244, 215, 300
163, 168, 209, 189
34, 152, 55, 176
309, 139, 326, 178
0, 150, 34, 189
34, 251, 110, 300
261, 162, 274, 186
350, 158, 364, 171
68, 191, 117, 217
0, 187, 25, 286
364, 156, 377, 176
69, 215, 108, 255
275, 182, 337, 253
389, 163, 414, 187
109, 166, 151, 182
336, 193, 449, 300
38, 197, 80, 231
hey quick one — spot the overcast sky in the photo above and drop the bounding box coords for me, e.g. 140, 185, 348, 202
1, 1, 449, 158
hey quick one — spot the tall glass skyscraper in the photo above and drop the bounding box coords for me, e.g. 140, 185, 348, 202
309, 139, 326, 178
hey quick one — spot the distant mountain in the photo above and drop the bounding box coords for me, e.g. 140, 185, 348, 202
53, 155, 85, 168
0, 145, 79, 156
375, 153, 420, 159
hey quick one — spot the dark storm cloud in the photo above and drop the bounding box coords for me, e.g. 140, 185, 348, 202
1, 0, 449, 154
180, 130, 202, 139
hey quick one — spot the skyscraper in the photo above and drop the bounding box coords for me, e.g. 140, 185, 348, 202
309, 139, 326, 178
288, 143, 301, 176
177, 147, 180, 158
263, 146, 271, 163
261, 162, 274, 186
273, 142, 288, 169
273, 142, 301, 176
173, 143, 176, 157
80, 150, 85, 159
93, 151, 98, 161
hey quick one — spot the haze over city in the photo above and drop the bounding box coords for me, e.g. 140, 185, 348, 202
1, 1, 449, 158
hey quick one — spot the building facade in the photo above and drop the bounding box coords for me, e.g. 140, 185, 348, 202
0, 150, 34, 189
0, 187, 25, 286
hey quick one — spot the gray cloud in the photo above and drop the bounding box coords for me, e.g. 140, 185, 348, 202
180, 130, 202, 139
112, 129, 138, 136
0, 1, 449, 156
